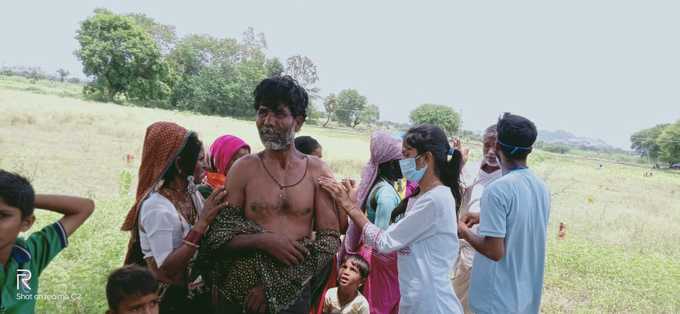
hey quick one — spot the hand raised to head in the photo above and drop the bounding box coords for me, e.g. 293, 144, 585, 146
451, 137, 470, 165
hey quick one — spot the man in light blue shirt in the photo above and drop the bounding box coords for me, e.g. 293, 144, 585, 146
458, 113, 550, 314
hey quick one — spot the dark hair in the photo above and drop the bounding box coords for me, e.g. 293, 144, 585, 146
253, 75, 309, 120
106, 265, 158, 311
342, 254, 370, 279
377, 159, 403, 183
162, 132, 202, 182
390, 124, 462, 223
496, 112, 537, 160
294, 136, 320, 155
0, 170, 35, 218
364, 160, 402, 210
484, 124, 498, 138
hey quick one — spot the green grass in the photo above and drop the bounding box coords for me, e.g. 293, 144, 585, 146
0, 75, 83, 99
1, 82, 679, 313
544, 238, 680, 313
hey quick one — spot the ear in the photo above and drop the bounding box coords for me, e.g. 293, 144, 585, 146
20, 214, 36, 232
424, 151, 435, 166
294, 116, 305, 132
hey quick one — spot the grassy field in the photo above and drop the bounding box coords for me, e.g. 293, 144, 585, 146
1, 78, 679, 313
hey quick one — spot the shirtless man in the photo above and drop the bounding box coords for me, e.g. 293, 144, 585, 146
219, 76, 342, 313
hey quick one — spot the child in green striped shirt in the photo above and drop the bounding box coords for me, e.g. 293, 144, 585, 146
0, 170, 94, 314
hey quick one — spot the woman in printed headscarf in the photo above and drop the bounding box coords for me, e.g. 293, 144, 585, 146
200, 135, 250, 198
121, 122, 227, 313
339, 131, 404, 314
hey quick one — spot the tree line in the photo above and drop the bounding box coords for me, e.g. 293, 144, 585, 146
74, 9, 383, 127
631, 121, 680, 167
1, 66, 80, 84
74, 9, 462, 133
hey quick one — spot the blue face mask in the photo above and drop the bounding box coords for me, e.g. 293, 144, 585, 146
399, 155, 427, 183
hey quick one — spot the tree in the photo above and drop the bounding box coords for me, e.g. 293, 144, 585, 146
335, 89, 368, 128
658, 121, 680, 166
167, 30, 268, 117
357, 104, 380, 128
307, 101, 322, 125
239, 27, 267, 62
630, 124, 668, 163
285, 55, 320, 99
167, 34, 239, 107
56, 69, 70, 82
75, 10, 170, 101
167, 34, 240, 77
126, 13, 177, 55
266, 58, 284, 77
322, 93, 337, 127
171, 53, 266, 117
26, 68, 44, 82
409, 104, 461, 136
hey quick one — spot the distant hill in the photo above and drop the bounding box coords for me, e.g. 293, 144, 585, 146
538, 129, 616, 150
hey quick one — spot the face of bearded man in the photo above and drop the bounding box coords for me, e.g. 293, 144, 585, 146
258, 124, 296, 151
483, 133, 500, 167
256, 104, 301, 151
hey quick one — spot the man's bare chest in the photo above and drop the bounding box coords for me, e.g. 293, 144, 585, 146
244, 175, 316, 217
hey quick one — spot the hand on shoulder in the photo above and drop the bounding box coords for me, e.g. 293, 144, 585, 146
307, 154, 334, 178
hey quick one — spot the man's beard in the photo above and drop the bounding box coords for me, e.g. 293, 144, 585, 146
484, 155, 499, 167
258, 125, 295, 151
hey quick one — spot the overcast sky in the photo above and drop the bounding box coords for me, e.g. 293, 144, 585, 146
2, 0, 679, 148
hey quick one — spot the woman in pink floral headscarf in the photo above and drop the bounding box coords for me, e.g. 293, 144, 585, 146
341, 131, 403, 314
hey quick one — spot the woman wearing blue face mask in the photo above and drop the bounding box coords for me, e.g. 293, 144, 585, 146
319, 124, 464, 314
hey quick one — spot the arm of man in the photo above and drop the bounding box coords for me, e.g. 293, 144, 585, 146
222, 156, 262, 251
458, 225, 505, 261
225, 155, 249, 209
338, 202, 349, 234
314, 159, 340, 232
459, 185, 507, 261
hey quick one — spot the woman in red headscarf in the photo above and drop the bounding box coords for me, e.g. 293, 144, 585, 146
199, 135, 250, 197
121, 122, 227, 313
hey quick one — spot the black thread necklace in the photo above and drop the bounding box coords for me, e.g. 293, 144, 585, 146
258, 153, 309, 201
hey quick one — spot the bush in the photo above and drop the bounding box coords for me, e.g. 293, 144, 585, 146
542, 143, 571, 154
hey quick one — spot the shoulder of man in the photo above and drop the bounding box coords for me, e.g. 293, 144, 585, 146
234, 153, 260, 167
528, 169, 548, 185
485, 172, 512, 191
528, 170, 551, 197
306, 155, 332, 176
227, 154, 260, 178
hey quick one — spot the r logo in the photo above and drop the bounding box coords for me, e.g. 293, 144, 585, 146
16, 269, 31, 292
